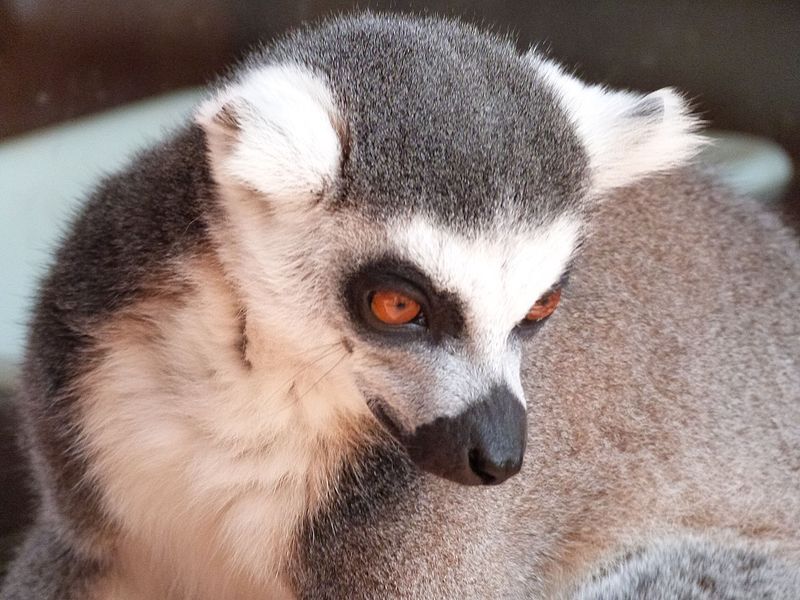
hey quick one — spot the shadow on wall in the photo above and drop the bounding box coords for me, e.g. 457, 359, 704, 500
0, 383, 33, 578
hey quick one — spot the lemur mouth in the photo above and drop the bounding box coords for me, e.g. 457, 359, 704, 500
366, 397, 405, 441
366, 389, 526, 487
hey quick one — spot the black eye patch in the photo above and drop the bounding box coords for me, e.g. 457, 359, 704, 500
342, 255, 466, 345
513, 267, 573, 340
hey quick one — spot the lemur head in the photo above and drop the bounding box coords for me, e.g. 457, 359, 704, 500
196, 14, 702, 486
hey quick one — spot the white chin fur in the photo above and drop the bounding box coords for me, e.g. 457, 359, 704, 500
530, 53, 706, 195
196, 64, 343, 205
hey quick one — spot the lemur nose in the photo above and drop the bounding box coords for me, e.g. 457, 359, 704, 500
468, 441, 523, 485
399, 384, 527, 486
465, 387, 526, 485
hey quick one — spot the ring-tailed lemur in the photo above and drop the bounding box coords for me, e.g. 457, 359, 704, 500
2, 13, 799, 600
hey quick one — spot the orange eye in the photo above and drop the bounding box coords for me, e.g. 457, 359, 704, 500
525, 287, 562, 322
370, 290, 422, 325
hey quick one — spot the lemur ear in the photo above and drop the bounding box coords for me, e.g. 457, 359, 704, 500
196, 65, 345, 204
530, 55, 705, 195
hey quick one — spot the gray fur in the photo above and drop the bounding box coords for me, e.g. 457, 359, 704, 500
287, 172, 800, 599
572, 538, 800, 600
1, 523, 101, 599
261, 13, 589, 229
15, 125, 212, 548
3, 12, 799, 600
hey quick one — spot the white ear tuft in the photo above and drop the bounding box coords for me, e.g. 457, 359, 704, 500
531, 55, 706, 195
196, 64, 344, 203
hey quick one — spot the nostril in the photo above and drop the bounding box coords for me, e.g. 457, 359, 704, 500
468, 444, 524, 486
468, 447, 498, 485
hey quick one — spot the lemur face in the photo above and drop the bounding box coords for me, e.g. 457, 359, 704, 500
197, 15, 702, 485
337, 214, 580, 484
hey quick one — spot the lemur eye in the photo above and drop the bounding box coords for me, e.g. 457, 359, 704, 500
524, 287, 562, 322
370, 290, 422, 325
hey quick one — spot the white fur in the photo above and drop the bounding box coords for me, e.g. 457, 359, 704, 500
391, 215, 582, 418
196, 64, 342, 205
79, 258, 372, 599
196, 65, 352, 369
531, 55, 705, 194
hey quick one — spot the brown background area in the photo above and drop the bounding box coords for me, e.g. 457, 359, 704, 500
2, 0, 798, 217
0, 1, 797, 155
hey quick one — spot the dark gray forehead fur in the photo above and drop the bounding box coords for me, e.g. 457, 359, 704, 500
254, 13, 590, 230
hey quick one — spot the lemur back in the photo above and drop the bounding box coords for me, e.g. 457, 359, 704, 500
2, 13, 799, 600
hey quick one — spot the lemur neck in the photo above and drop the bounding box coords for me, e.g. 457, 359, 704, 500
81, 255, 374, 597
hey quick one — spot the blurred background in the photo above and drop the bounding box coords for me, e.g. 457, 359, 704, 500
0, 0, 799, 574
1, 0, 799, 150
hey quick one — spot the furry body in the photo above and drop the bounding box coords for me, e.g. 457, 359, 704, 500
2, 13, 799, 599
292, 174, 800, 599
